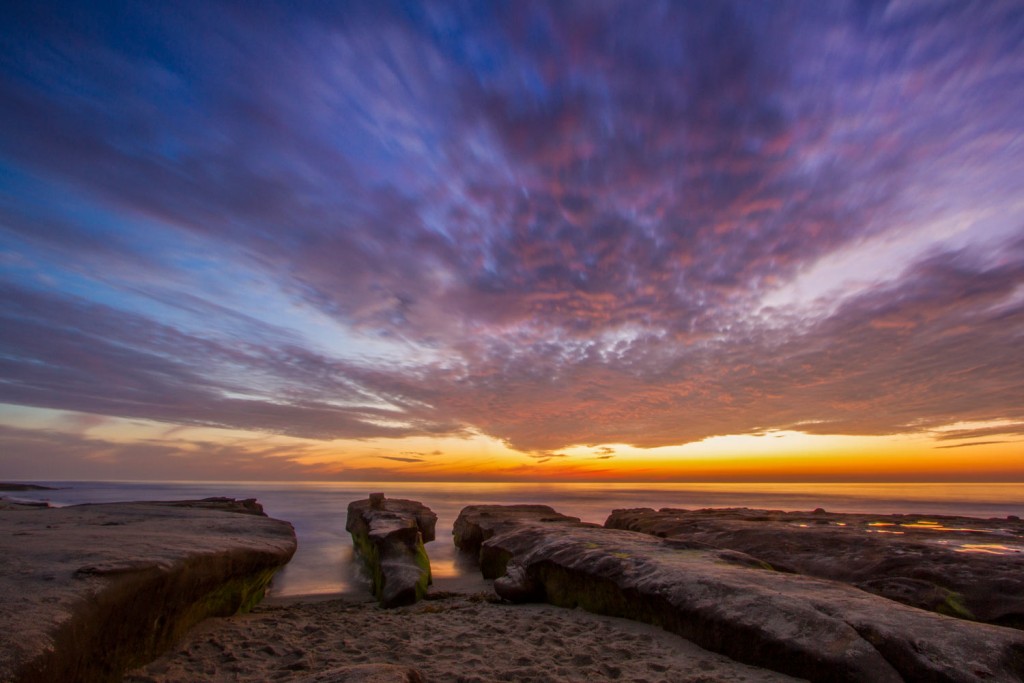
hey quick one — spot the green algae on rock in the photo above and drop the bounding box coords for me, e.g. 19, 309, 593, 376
0, 498, 296, 683
346, 493, 437, 608
605, 506, 1024, 628
455, 504, 1024, 683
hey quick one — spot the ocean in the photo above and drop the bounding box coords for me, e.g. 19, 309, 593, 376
8, 481, 1024, 598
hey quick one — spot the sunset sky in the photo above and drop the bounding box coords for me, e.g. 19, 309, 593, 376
1, 1, 1023, 482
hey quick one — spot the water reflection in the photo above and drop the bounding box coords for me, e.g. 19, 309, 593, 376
954, 544, 1023, 555
8, 480, 1023, 597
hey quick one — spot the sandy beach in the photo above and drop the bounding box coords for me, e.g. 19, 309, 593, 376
124, 591, 801, 683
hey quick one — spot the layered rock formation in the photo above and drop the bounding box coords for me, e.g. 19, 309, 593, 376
346, 494, 437, 608
453, 504, 588, 578
455, 504, 1024, 683
0, 497, 296, 683
606, 507, 1024, 628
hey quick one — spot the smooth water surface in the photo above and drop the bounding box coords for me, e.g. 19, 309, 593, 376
8, 481, 1024, 597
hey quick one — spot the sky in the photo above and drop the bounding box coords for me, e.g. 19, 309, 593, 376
1, 0, 1023, 482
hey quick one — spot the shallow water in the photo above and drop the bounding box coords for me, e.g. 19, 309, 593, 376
9, 480, 1024, 597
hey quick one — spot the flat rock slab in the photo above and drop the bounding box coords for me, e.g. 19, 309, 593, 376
346, 494, 437, 608
456, 505, 1024, 683
0, 498, 296, 683
607, 507, 1024, 628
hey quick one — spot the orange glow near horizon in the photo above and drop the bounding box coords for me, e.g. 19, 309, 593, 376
3, 405, 1022, 483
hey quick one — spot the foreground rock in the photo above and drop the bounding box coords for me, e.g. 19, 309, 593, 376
455, 505, 1024, 683
346, 494, 437, 608
0, 498, 296, 683
607, 507, 1024, 628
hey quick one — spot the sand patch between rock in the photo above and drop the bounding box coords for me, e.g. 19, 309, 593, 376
125, 592, 803, 683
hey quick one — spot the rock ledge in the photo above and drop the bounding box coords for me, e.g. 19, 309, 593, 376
606, 506, 1024, 628
456, 504, 1024, 683
0, 498, 296, 683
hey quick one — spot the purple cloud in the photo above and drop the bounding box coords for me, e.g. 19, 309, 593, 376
0, 1, 1022, 464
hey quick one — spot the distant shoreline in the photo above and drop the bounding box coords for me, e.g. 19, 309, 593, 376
0, 482, 58, 492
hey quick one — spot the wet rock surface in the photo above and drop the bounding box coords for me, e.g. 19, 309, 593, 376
458, 504, 1024, 683
0, 498, 296, 683
346, 494, 437, 608
453, 504, 591, 578
606, 506, 1024, 628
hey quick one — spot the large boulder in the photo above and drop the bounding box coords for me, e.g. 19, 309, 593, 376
0, 498, 296, 683
459, 505, 1024, 683
346, 494, 437, 608
606, 507, 1024, 628
452, 504, 588, 578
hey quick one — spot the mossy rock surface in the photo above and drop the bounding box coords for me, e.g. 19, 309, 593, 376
472, 505, 1024, 683
346, 495, 436, 608
606, 506, 1024, 628
0, 499, 296, 683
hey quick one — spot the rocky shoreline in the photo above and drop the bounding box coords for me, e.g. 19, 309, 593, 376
606, 506, 1024, 628
4, 494, 1024, 682
455, 504, 1024, 683
0, 498, 296, 682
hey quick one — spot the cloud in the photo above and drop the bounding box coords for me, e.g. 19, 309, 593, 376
0, 283, 463, 441
0, 1, 1022, 467
0, 424, 334, 481
378, 455, 425, 464
934, 441, 1010, 450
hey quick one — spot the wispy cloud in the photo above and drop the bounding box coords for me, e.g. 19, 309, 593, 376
935, 441, 1010, 450
1, 1, 1022, 471
378, 455, 426, 464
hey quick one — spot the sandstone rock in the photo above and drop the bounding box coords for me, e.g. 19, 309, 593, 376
0, 498, 296, 683
606, 507, 1024, 628
493, 562, 543, 603
346, 495, 437, 608
460, 505, 1024, 683
453, 504, 589, 578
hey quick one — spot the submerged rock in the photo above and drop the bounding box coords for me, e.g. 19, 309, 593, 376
458, 504, 1024, 683
346, 495, 437, 608
606, 507, 1024, 628
0, 498, 296, 683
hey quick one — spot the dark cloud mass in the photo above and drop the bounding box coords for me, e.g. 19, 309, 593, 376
1, 1, 1023, 459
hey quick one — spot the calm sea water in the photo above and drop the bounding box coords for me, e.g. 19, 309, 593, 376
8, 481, 1024, 598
